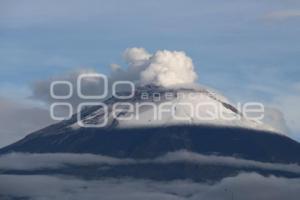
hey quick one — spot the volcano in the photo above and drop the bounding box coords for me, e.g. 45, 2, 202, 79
1, 85, 300, 182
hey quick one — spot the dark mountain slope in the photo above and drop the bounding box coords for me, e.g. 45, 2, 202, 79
1, 125, 299, 165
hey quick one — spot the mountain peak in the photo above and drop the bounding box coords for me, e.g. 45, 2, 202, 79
68, 84, 276, 133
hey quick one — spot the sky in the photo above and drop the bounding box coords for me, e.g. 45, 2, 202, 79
0, 0, 300, 146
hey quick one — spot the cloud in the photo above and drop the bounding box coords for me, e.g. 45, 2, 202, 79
140, 50, 198, 87
1, 151, 300, 174
155, 150, 300, 174
0, 152, 134, 170
31, 69, 101, 109
123, 47, 151, 65
221, 65, 300, 140
119, 47, 198, 87
264, 10, 300, 20
31, 47, 198, 108
1, 173, 300, 200
269, 83, 300, 140
262, 106, 290, 135
0, 97, 54, 148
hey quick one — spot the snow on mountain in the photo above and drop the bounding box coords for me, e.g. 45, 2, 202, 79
70, 84, 277, 133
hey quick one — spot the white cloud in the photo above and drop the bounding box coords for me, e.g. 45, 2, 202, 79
123, 47, 151, 65
31, 48, 198, 108
31, 69, 105, 109
0, 173, 300, 200
1, 151, 300, 174
231, 79, 300, 140
154, 150, 300, 174
270, 83, 300, 140
0, 153, 134, 170
262, 106, 290, 135
140, 50, 198, 87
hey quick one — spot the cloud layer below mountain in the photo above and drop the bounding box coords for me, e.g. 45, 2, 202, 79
1, 172, 300, 200
1, 151, 300, 174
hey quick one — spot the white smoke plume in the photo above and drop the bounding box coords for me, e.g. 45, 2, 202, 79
31, 47, 199, 107
113, 47, 198, 87
140, 50, 198, 87
123, 47, 151, 67
120, 47, 198, 87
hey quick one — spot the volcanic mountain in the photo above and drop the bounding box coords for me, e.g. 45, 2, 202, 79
1, 85, 300, 182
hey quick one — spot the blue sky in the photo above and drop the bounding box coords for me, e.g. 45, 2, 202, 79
0, 0, 300, 145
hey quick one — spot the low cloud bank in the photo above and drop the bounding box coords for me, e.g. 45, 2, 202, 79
0, 173, 300, 200
0, 153, 134, 170
1, 151, 300, 174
